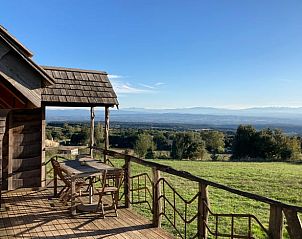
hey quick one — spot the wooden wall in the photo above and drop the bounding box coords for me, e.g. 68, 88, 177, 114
2, 108, 42, 190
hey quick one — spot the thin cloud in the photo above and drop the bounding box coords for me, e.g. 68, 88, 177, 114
108, 74, 124, 79
139, 82, 165, 89
111, 80, 150, 94
108, 74, 164, 94
139, 83, 155, 89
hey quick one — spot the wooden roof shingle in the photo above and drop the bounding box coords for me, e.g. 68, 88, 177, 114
41, 66, 118, 107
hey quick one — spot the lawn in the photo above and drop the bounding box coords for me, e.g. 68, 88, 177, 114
110, 159, 302, 239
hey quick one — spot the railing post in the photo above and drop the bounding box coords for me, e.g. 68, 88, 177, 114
124, 156, 131, 208
152, 167, 162, 227
104, 106, 110, 163
198, 183, 209, 239
269, 204, 283, 239
283, 209, 302, 239
90, 107, 95, 158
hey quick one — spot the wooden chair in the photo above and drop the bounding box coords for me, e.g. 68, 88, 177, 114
94, 169, 124, 217
51, 158, 87, 205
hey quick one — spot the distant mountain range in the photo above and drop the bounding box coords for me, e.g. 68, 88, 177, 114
120, 107, 302, 118
46, 107, 302, 131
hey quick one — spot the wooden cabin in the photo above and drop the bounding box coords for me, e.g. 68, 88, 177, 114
0, 25, 118, 199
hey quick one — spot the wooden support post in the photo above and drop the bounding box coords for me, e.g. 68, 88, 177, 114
152, 167, 162, 227
41, 107, 46, 187
269, 205, 283, 239
124, 156, 131, 208
0, 109, 9, 211
104, 106, 110, 163
71, 176, 76, 215
198, 183, 209, 239
7, 112, 13, 191
0, 126, 3, 210
90, 107, 95, 158
283, 209, 302, 239
53, 163, 58, 198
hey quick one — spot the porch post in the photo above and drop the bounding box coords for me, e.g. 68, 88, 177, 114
104, 106, 110, 163
41, 106, 46, 187
0, 109, 10, 211
90, 107, 95, 158
7, 112, 13, 191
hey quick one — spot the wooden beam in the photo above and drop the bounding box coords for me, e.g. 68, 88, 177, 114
0, 97, 12, 108
124, 156, 131, 208
152, 167, 162, 227
104, 106, 110, 163
283, 209, 302, 239
198, 183, 209, 239
269, 205, 283, 239
0, 82, 26, 105
90, 107, 95, 158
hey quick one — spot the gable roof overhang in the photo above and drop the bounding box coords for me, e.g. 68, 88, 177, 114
0, 71, 41, 108
0, 25, 33, 58
0, 25, 55, 87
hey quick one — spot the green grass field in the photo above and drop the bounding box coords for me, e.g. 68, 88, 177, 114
110, 159, 302, 239
46, 151, 302, 238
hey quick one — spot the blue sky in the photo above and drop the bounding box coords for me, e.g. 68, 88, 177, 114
1, 0, 302, 109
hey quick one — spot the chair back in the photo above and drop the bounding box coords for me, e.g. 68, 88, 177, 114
51, 158, 72, 186
101, 169, 124, 192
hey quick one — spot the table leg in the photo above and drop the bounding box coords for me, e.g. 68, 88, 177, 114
71, 176, 76, 215
115, 177, 120, 207
89, 177, 93, 204
54, 168, 57, 197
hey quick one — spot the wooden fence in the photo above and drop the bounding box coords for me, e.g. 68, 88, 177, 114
91, 147, 302, 239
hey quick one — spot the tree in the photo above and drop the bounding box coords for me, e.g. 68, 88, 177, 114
202, 131, 225, 153
145, 148, 155, 159
153, 133, 171, 150
70, 125, 89, 145
62, 123, 74, 139
171, 132, 207, 160
232, 125, 301, 161
51, 129, 63, 141
46, 130, 53, 140
232, 125, 257, 159
134, 134, 155, 158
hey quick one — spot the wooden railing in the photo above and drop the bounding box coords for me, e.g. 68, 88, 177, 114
91, 147, 302, 239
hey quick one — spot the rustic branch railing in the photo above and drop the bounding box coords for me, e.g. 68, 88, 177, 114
45, 147, 302, 239
204, 201, 269, 238
91, 147, 302, 239
159, 177, 200, 239
130, 173, 153, 212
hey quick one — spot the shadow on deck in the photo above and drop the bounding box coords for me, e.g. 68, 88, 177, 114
0, 188, 174, 239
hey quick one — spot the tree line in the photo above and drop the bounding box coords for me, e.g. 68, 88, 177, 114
46, 122, 302, 161
232, 125, 301, 161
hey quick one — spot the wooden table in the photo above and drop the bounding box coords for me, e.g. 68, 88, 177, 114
53, 158, 120, 215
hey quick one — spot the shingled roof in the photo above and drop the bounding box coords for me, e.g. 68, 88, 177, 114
41, 66, 118, 107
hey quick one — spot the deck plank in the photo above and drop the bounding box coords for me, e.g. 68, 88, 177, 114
0, 188, 174, 239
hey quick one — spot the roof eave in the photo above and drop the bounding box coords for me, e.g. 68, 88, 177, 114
0, 25, 33, 58
0, 34, 55, 86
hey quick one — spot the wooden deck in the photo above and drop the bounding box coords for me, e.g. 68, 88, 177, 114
0, 188, 174, 239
